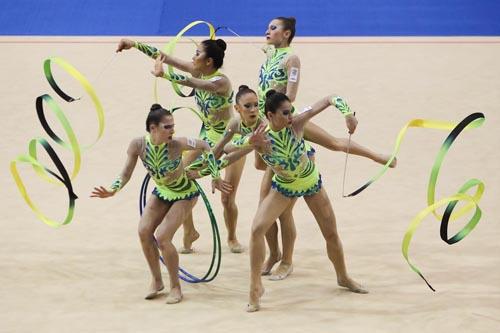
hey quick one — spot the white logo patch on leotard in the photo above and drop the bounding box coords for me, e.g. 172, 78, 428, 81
289, 67, 299, 83
187, 137, 197, 148
209, 76, 222, 82
298, 106, 312, 114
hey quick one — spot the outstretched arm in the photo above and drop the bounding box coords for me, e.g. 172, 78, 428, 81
116, 38, 197, 75
293, 95, 358, 134
151, 54, 230, 94
91, 138, 140, 198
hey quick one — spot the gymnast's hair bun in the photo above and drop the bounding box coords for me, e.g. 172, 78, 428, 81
265, 89, 277, 99
150, 103, 163, 111
238, 84, 249, 91
215, 39, 227, 51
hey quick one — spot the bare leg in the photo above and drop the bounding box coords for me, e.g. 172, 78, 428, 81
305, 121, 397, 167
221, 155, 246, 253
260, 168, 281, 275
179, 201, 200, 254
178, 149, 203, 253
155, 198, 197, 304
248, 190, 295, 312
138, 195, 170, 299
270, 205, 296, 281
304, 188, 368, 294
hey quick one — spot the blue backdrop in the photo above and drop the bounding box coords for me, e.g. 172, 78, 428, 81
1, 0, 499, 36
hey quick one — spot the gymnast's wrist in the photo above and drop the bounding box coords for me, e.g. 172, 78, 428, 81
330, 95, 354, 117
109, 176, 123, 193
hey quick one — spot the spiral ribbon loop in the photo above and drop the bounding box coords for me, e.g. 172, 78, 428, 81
10, 57, 104, 227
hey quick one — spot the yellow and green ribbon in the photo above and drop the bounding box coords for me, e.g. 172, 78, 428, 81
154, 20, 216, 100
10, 57, 104, 227
344, 117, 481, 197
10, 138, 78, 227
344, 112, 485, 290
402, 112, 485, 291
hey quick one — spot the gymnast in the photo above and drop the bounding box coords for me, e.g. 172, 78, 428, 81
257, 16, 396, 280
91, 104, 232, 304
224, 90, 369, 312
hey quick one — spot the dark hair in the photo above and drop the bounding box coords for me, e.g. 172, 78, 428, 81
264, 90, 290, 118
201, 39, 227, 69
235, 85, 257, 104
275, 17, 296, 44
146, 104, 172, 132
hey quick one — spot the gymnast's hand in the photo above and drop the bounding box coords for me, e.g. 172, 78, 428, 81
345, 114, 358, 134
150, 54, 166, 77
116, 38, 134, 53
90, 186, 116, 199
250, 123, 271, 153
211, 178, 233, 194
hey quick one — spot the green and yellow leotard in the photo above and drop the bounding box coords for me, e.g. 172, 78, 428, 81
259, 126, 321, 197
142, 135, 199, 202
258, 47, 293, 116
258, 47, 315, 157
195, 71, 234, 146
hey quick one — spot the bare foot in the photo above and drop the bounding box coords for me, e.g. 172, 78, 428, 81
246, 285, 265, 313
228, 239, 244, 253
178, 247, 195, 254
261, 252, 282, 276
269, 262, 293, 281
144, 280, 164, 300
376, 154, 397, 168
338, 277, 369, 294
180, 230, 199, 254
165, 286, 183, 304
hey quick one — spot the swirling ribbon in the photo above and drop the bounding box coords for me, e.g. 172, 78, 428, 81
402, 112, 485, 291
344, 117, 482, 197
10, 57, 104, 227
154, 20, 216, 100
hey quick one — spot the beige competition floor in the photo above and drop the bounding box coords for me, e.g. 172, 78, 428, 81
1, 36, 499, 332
